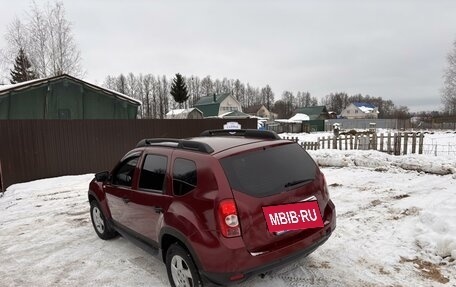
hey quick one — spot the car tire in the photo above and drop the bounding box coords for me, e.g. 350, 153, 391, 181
90, 200, 117, 240
166, 243, 203, 287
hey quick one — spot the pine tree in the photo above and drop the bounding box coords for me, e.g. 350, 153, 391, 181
170, 73, 189, 108
10, 48, 37, 84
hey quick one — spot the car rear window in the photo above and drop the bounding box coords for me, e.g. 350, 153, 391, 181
220, 143, 317, 197
173, 158, 197, 196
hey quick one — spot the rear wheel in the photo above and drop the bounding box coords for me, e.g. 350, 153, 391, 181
166, 243, 202, 287
90, 200, 117, 240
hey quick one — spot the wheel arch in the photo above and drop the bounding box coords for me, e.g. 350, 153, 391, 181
159, 227, 202, 270
88, 185, 112, 220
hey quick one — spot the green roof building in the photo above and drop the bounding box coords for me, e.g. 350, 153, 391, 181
0, 74, 141, 119
293, 106, 329, 131
293, 106, 329, 120
194, 93, 242, 118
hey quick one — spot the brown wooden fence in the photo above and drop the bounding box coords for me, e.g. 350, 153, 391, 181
0, 119, 256, 190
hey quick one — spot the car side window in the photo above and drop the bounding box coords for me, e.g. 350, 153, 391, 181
112, 156, 139, 187
173, 158, 197, 196
139, 154, 167, 192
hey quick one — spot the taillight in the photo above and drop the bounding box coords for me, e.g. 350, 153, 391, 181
217, 199, 241, 238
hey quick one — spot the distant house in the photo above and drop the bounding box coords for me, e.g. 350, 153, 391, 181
244, 104, 277, 120
293, 106, 330, 120
194, 93, 242, 117
291, 106, 329, 131
166, 108, 203, 119
340, 102, 379, 119
273, 113, 310, 133
0, 74, 140, 119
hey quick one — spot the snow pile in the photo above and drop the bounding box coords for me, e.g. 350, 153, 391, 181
309, 149, 456, 175
416, 210, 456, 259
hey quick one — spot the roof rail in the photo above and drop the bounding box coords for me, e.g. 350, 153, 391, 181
136, 138, 214, 154
200, 129, 281, 140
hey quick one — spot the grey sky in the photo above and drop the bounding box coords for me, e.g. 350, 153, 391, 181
1, 0, 456, 112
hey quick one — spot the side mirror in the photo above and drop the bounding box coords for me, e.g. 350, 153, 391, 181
95, 171, 110, 182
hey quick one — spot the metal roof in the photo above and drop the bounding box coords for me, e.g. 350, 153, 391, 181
353, 102, 377, 109
195, 93, 230, 105
0, 74, 141, 106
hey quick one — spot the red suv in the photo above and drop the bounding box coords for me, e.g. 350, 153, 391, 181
88, 129, 336, 286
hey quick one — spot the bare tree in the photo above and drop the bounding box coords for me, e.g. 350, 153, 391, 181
442, 39, 456, 115
186, 76, 201, 107
233, 79, 245, 106
201, 76, 214, 96
281, 91, 295, 118
1, 18, 29, 81
2, 1, 83, 79
261, 85, 274, 110
46, 2, 82, 76
143, 74, 153, 118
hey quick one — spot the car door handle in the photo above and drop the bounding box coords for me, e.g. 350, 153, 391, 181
122, 197, 130, 204
154, 206, 163, 214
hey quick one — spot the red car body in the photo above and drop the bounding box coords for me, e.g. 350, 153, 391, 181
88, 130, 336, 286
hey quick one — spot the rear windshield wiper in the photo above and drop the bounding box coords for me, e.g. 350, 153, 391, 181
284, 178, 313, 188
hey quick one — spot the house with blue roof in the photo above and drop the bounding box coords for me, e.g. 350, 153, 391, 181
340, 102, 379, 119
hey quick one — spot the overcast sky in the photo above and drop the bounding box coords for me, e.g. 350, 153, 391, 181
1, 0, 456, 112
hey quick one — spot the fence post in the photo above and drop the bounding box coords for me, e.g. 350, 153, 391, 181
403, 133, 408, 155
387, 132, 392, 154
411, 133, 417, 154
394, 133, 401, 155
419, 133, 424, 154
380, 133, 384, 152
372, 133, 377, 150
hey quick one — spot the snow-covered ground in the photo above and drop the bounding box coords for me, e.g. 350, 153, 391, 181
1, 135, 455, 286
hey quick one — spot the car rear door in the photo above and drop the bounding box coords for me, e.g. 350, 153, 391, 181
220, 143, 329, 253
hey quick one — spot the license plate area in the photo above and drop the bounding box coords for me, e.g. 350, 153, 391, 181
262, 201, 324, 233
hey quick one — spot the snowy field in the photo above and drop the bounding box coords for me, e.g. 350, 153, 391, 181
1, 136, 456, 286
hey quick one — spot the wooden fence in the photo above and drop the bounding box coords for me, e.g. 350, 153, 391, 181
283, 132, 425, 155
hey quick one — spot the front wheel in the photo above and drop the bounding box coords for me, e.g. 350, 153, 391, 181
90, 200, 117, 240
166, 243, 202, 287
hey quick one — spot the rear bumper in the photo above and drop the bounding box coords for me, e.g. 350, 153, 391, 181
200, 200, 336, 286
201, 228, 333, 286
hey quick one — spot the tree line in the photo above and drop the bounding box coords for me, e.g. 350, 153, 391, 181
103, 73, 276, 119
104, 72, 413, 119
